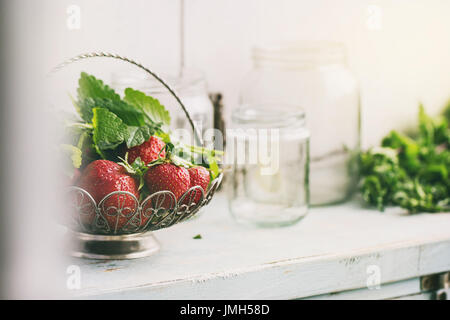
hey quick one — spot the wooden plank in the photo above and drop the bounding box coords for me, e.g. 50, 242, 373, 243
306, 278, 421, 300
77, 241, 449, 299
391, 292, 433, 300
71, 194, 450, 299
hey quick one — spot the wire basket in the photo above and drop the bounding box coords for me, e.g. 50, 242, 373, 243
67, 175, 222, 235
53, 52, 223, 259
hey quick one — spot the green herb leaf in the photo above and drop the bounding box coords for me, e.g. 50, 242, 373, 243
117, 155, 150, 191
61, 144, 82, 169
78, 97, 146, 126
77, 72, 121, 102
124, 88, 171, 127
359, 103, 450, 213
92, 107, 129, 151
125, 125, 155, 148
207, 154, 220, 180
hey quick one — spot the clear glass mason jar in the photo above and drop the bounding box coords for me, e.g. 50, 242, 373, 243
227, 104, 310, 227
111, 69, 213, 142
239, 42, 360, 205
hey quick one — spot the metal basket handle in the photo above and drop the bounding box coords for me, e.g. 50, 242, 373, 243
50, 52, 203, 146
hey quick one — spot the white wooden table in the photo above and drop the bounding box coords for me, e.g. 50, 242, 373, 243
73, 193, 450, 299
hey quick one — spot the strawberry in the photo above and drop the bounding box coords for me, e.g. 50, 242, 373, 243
144, 163, 190, 208
126, 136, 166, 165
186, 166, 210, 205
76, 160, 139, 231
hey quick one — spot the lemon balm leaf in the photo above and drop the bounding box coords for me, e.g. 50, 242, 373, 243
77, 72, 121, 102
124, 88, 171, 127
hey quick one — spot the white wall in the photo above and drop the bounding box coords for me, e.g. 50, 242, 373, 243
43, 0, 450, 147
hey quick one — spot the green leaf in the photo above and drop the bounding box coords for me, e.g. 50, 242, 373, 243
359, 101, 450, 214
77, 97, 146, 126
442, 99, 450, 122
124, 88, 171, 126
125, 125, 154, 148
382, 131, 420, 174
76, 130, 89, 150
92, 108, 129, 150
418, 104, 435, 146
61, 144, 82, 169
193, 234, 202, 239
207, 154, 220, 180
77, 72, 121, 102
117, 155, 150, 191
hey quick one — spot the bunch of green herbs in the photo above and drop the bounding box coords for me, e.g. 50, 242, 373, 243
359, 101, 450, 213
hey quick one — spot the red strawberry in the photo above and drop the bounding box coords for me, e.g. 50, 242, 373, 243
144, 163, 190, 209
126, 136, 166, 164
76, 160, 139, 231
186, 166, 210, 205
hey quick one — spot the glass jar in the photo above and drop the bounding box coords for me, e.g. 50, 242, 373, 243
227, 104, 309, 227
111, 69, 213, 143
239, 42, 360, 205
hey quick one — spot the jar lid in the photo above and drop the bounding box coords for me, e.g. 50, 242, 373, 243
232, 104, 306, 129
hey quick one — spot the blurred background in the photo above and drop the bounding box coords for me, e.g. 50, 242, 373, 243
1, 0, 449, 298
38, 0, 450, 146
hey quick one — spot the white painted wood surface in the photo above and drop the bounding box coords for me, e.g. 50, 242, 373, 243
307, 278, 421, 300
72, 193, 450, 299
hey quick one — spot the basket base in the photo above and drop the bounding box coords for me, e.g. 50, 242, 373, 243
68, 231, 160, 259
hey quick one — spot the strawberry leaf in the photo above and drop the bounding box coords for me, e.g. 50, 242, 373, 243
118, 155, 150, 191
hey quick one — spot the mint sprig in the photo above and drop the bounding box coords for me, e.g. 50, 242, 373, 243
92, 107, 129, 151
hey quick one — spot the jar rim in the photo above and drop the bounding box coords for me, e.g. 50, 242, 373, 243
232, 104, 306, 128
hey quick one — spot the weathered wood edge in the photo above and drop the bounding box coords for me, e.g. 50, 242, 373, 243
75, 234, 450, 299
